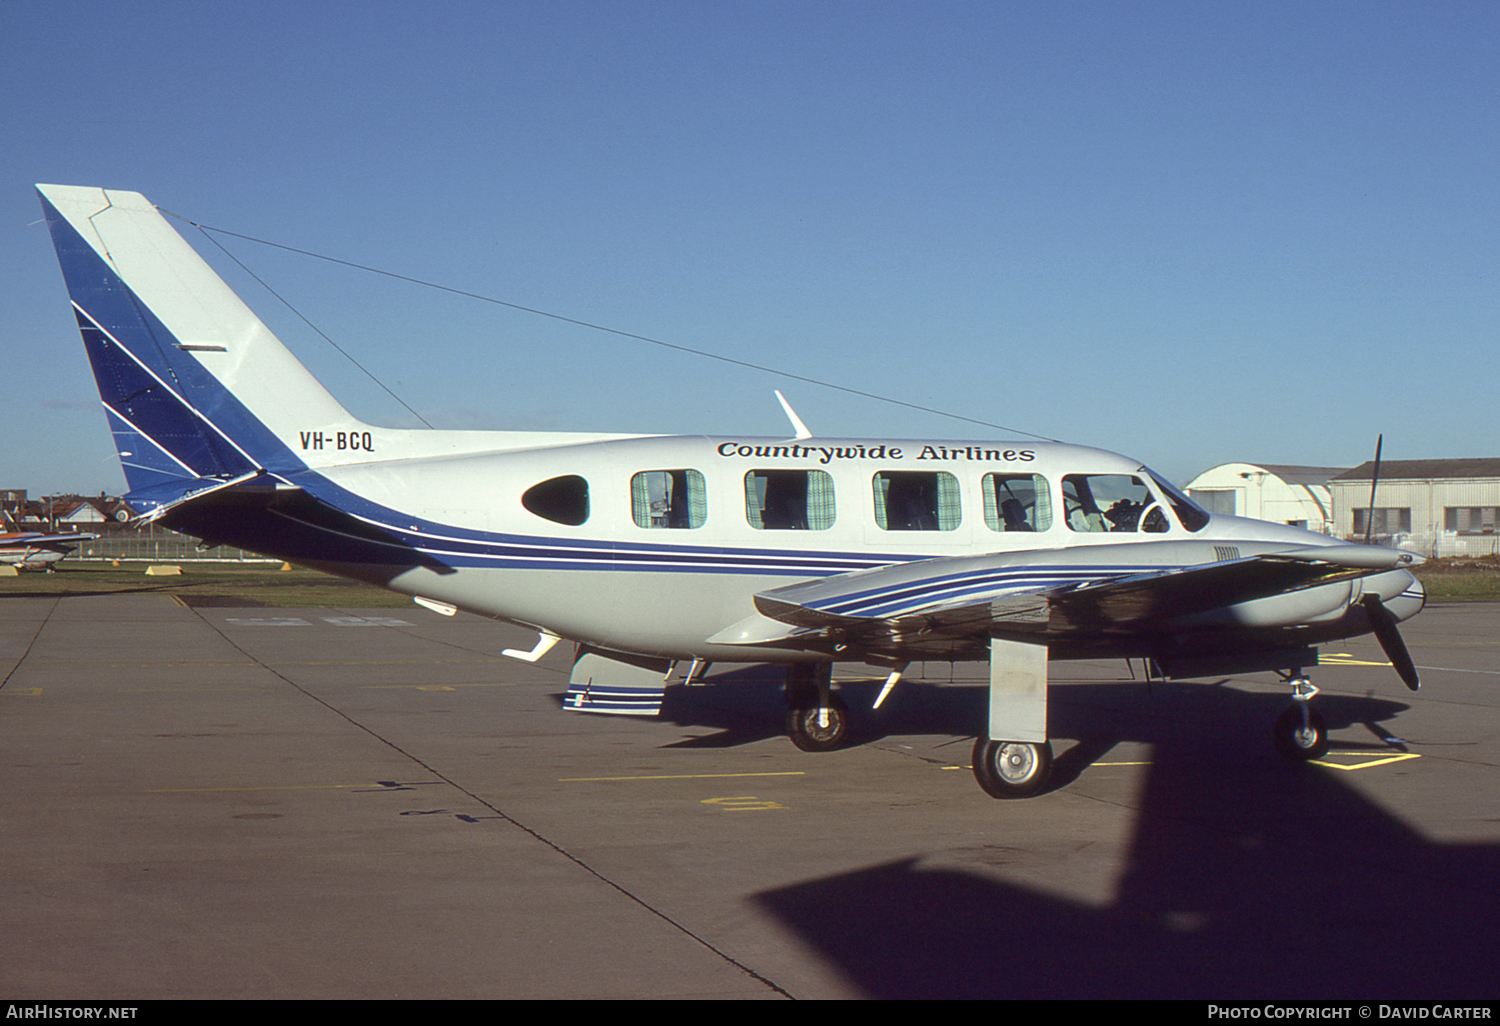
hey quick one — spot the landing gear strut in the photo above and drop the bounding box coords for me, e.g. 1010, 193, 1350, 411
1273, 674, 1329, 760
785, 663, 848, 752
973, 636, 1053, 798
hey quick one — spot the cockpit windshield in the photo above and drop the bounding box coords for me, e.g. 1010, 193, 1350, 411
1144, 468, 1211, 532
1062, 474, 1169, 533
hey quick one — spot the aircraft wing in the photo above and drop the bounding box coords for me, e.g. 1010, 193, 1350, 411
0, 532, 98, 546
726, 540, 1420, 652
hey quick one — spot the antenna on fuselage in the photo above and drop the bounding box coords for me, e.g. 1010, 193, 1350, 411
775, 391, 813, 440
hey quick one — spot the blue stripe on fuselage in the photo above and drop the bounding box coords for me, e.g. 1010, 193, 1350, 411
265, 467, 911, 576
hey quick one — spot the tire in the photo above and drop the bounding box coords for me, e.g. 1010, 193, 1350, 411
972, 738, 1053, 798
1274, 705, 1329, 761
786, 692, 849, 752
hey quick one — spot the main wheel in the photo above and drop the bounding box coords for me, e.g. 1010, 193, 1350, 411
972, 738, 1053, 798
1273, 705, 1329, 761
787, 692, 849, 752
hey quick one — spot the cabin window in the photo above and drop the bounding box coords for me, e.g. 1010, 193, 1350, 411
744, 470, 835, 530
631, 470, 707, 529
982, 473, 1053, 532
521, 475, 589, 526
873, 471, 960, 531
1062, 474, 1169, 533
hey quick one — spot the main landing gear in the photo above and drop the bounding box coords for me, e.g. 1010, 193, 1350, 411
972, 738, 1054, 799
1273, 674, 1329, 761
784, 663, 849, 752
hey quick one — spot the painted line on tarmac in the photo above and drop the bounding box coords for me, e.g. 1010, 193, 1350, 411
560, 771, 806, 782
1311, 751, 1423, 771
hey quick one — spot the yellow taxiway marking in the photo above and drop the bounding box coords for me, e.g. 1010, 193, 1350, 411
1320, 653, 1393, 668
1311, 751, 1422, 771
701, 796, 787, 811
560, 771, 806, 782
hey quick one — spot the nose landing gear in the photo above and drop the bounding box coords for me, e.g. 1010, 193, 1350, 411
1273, 674, 1329, 760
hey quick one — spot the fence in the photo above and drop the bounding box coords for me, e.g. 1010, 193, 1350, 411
65, 525, 278, 564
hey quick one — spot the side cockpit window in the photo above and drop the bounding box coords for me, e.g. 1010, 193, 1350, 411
982, 473, 1052, 532
1146, 469, 1210, 532
873, 471, 960, 530
1062, 474, 1169, 533
522, 474, 589, 526
745, 469, 835, 530
631, 470, 707, 528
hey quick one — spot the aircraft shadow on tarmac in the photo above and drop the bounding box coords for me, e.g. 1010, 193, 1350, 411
746, 699, 1494, 998
644, 670, 1496, 998
747, 749, 1500, 1000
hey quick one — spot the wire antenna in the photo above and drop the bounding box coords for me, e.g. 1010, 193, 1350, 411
162, 210, 1060, 443
184, 223, 434, 429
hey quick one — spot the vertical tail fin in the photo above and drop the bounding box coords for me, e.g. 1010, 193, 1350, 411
38, 185, 358, 506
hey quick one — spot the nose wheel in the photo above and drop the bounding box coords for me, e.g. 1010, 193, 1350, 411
1273, 675, 1329, 760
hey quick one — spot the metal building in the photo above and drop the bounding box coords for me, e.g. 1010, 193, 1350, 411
1331, 458, 1500, 556
1185, 463, 1344, 535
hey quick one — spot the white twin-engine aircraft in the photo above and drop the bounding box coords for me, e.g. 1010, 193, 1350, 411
38, 184, 1426, 798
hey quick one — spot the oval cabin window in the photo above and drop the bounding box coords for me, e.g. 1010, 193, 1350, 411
522, 475, 589, 526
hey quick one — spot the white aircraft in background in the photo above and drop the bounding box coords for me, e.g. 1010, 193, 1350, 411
37, 184, 1425, 798
0, 529, 94, 569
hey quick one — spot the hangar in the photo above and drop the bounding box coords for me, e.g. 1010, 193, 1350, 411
1184, 463, 1344, 535
1330, 458, 1500, 557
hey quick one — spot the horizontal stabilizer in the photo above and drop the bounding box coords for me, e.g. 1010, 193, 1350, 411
125, 471, 267, 523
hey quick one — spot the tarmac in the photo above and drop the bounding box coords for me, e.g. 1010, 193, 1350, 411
2, 592, 1497, 999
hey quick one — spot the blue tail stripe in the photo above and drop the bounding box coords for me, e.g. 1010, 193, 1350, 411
75, 307, 255, 482
101, 407, 198, 492
42, 193, 306, 478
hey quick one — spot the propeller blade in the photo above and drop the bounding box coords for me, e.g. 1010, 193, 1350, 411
1362, 594, 1419, 691
1364, 433, 1383, 545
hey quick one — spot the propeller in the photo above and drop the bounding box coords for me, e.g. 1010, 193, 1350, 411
1363, 433, 1383, 544
1361, 593, 1420, 691
1354, 433, 1419, 690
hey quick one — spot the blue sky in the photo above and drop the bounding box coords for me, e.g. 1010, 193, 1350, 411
5, 0, 1497, 496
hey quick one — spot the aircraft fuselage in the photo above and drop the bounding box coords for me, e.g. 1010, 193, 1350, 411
160, 432, 1420, 666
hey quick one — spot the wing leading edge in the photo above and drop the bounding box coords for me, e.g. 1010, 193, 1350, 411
716, 540, 1421, 657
